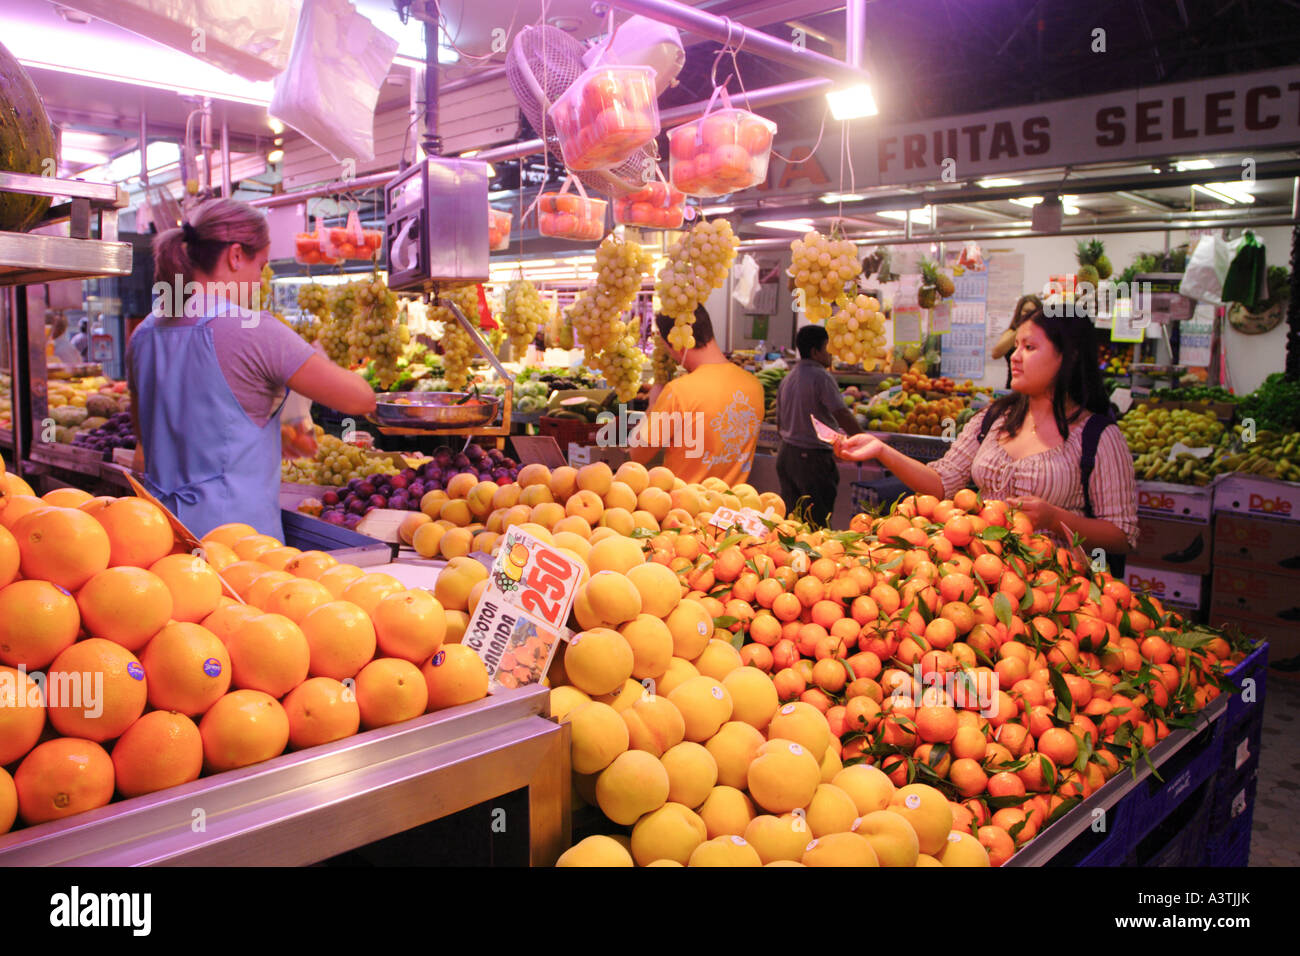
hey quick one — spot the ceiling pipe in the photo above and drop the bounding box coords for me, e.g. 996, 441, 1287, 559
845, 0, 866, 69
601, 0, 872, 87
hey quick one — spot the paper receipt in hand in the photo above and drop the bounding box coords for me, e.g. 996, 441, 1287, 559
811, 415, 845, 444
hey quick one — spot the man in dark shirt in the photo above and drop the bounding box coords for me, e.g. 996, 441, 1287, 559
776, 324, 862, 526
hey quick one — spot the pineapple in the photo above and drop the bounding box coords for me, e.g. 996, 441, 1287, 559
1075, 239, 1108, 287
918, 259, 952, 307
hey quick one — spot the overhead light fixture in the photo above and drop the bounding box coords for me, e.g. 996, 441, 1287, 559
701, 205, 735, 215
825, 83, 878, 121
755, 219, 815, 232
977, 178, 1023, 188
874, 207, 931, 223
819, 192, 868, 203
268, 118, 285, 135
77, 142, 182, 184
1011, 195, 1080, 214
267, 148, 285, 164
1174, 159, 1215, 171
1194, 182, 1255, 205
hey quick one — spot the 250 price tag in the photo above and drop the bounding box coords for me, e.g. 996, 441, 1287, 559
493, 529, 583, 629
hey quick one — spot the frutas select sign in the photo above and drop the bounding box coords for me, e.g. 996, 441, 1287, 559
755, 66, 1300, 192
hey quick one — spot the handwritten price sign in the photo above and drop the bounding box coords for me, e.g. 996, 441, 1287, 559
709, 506, 768, 538
460, 527, 583, 693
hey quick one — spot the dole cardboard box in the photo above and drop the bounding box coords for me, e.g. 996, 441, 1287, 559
1126, 563, 1207, 615
1213, 473, 1300, 522
1135, 480, 1213, 524
1213, 512, 1300, 578
1131, 515, 1212, 576
1211, 564, 1300, 625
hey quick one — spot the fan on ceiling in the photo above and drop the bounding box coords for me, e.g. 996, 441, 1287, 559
506, 23, 659, 198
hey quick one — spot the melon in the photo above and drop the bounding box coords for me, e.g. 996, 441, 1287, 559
0, 39, 57, 233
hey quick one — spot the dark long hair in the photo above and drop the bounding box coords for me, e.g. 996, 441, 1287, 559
986, 307, 1110, 440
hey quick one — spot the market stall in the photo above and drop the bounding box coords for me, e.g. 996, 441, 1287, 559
0, 0, 1296, 879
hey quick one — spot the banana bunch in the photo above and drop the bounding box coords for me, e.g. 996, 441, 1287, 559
757, 366, 787, 423
1213, 428, 1300, 483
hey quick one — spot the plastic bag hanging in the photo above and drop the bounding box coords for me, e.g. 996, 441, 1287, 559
666, 82, 776, 197
1222, 231, 1267, 309
1179, 234, 1232, 305
270, 0, 399, 163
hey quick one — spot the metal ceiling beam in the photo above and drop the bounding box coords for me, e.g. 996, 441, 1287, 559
601, 0, 871, 87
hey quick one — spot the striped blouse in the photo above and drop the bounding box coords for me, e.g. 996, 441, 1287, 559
929, 408, 1141, 550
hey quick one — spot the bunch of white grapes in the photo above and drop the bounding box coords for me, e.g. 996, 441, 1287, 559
652, 336, 678, 384
566, 235, 655, 358
789, 230, 861, 323
437, 284, 483, 390
348, 276, 403, 389
654, 218, 739, 350
281, 434, 399, 486
827, 294, 888, 369
318, 283, 357, 365
591, 330, 646, 402
503, 279, 547, 357
296, 282, 331, 344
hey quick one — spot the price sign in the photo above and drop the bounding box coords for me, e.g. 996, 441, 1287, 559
460, 527, 583, 693
710, 506, 767, 538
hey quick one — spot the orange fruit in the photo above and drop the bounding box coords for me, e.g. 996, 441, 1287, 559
300, 600, 377, 681
0, 524, 17, 590
421, 644, 489, 711
914, 705, 959, 743
12, 506, 111, 591
46, 638, 148, 742
200, 602, 264, 645
111, 710, 203, 797
226, 613, 311, 699
76, 566, 174, 652
220, 560, 274, 600
198, 540, 238, 573
262, 578, 334, 624
245, 570, 295, 610
140, 622, 232, 716
257, 546, 303, 572
199, 690, 290, 772
0, 664, 46, 765
282, 677, 360, 749
202, 523, 258, 549
373, 589, 446, 664
355, 657, 428, 729
0, 495, 49, 530
150, 553, 223, 623
342, 573, 406, 617
0, 767, 14, 835
15, 737, 115, 825
316, 563, 367, 598
91, 497, 174, 568
41, 487, 94, 508
232, 534, 281, 562
0, 579, 80, 670
284, 550, 337, 580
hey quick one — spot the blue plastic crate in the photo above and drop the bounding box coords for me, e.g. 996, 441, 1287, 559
1127, 715, 1224, 843
1219, 706, 1263, 785
1046, 804, 1134, 867
1131, 777, 1213, 867
1210, 767, 1257, 835
1224, 641, 1268, 730
1206, 807, 1254, 867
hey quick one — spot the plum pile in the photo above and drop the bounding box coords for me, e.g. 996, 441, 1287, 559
72, 412, 136, 456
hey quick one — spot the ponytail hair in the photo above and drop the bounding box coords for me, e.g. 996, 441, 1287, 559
152, 198, 270, 285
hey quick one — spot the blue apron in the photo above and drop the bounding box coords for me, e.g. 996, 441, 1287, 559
131, 302, 285, 541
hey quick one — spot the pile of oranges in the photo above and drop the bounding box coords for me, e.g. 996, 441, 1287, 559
0, 458, 489, 838
546, 482, 1247, 867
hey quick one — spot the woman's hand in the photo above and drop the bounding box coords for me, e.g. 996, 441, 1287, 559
834, 433, 886, 462
1008, 495, 1061, 533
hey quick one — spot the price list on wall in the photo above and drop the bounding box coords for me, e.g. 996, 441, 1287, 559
941, 268, 990, 379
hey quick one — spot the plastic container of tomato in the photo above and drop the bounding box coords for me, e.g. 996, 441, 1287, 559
489, 208, 513, 251
612, 179, 686, 230
294, 232, 338, 266
537, 187, 607, 242
668, 97, 777, 197
548, 65, 660, 171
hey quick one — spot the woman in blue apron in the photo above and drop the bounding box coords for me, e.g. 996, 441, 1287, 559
129, 198, 375, 541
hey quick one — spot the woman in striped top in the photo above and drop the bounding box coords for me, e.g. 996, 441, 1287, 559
835, 307, 1139, 554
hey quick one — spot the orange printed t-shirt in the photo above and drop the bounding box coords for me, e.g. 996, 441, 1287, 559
644, 361, 765, 486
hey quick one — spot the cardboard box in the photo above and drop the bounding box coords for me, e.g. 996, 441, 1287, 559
1207, 603, 1300, 661
1125, 563, 1207, 613
1213, 473, 1300, 522
1132, 515, 1211, 575
567, 443, 630, 469
1213, 512, 1300, 578
1210, 564, 1300, 625
1136, 480, 1213, 523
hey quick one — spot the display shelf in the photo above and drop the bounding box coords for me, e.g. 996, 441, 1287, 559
0, 685, 570, 867
27, 440, 108, 476
0, 231, 131, 288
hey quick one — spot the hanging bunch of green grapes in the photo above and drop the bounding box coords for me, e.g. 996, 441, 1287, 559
351, 274, 403, 389
503, 279, 547, 357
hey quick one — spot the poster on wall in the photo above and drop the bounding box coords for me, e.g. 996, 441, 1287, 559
985, 252, 1027, 340
940, 264, 991, 380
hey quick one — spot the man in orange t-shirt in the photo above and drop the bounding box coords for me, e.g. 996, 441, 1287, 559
628, 306, 765, 485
